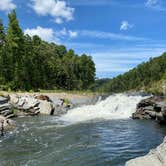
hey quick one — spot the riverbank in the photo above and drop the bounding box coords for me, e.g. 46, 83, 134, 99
125, 95, 166, 165
0, 91, 100, 134
0, 91, 100, 106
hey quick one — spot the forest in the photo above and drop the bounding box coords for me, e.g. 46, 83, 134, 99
0, 10, 96, 91
94, 52, 166, 93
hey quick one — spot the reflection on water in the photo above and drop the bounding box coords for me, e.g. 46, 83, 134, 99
0, 116, 165, 166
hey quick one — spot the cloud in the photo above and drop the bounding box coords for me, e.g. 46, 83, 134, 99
31, 0, 74, 24
57, 28, 78, 38
68, 30, 78, 38
145, 0, 166, 11
24, 26, 57, 42
120, 21, 133, 31
0, 0, 16, 12
67, 0, 113, 6
78, 30, 146, 41
64, 40, 166, 78
146, 0, 158, 7
92, 47, 165, 77
24, 26, 78, 43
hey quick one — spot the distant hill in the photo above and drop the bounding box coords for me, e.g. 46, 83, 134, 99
93, 52, 166, 95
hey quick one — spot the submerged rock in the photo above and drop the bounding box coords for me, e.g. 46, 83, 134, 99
125, 137, 166, 166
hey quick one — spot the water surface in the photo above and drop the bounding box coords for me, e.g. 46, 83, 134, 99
0, 116, 165, 166
0, 94, 165, 166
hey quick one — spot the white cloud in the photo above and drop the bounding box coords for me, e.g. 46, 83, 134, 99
78, 30, 146, 41
55, 17, 63, 24
24, 26, 56, 42
68, 30, 78, 38
24, 26, 78, 43
0, 0, 16, 12
120, 21, 133, 31
57, 28, 78, 38
31, 0, 74, 24
146, 0, 158, 7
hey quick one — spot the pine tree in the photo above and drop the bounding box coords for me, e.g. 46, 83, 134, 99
6, 10, 25, 90
0, 19, 5, 84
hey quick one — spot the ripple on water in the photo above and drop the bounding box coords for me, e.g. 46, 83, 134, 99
0, 117, 166, 166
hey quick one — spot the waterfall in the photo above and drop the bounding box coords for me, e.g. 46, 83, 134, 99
59, 93, 147, 124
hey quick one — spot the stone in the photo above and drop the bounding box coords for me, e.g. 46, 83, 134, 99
0, 96, 8, 105
0, 115, 15, 130
35, 95, 51, 102
10, 94, 19, 105
38, 100, 54, 115
0, 103, 12, 111
125, 137, 166, 166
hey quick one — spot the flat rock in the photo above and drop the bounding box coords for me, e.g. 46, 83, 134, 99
0, 96, 8, 104
125, 137, 166, 166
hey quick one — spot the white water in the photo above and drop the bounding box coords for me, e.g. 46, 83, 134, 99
60, 93, 147, 124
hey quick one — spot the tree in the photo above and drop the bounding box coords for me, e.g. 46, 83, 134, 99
6, 10, 25, 90
0, 10, 96, 91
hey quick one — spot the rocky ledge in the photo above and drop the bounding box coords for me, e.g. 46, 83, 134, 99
0, 94, 74, 135
126, 137, 166, 166
132, 95, 166, 124
10, 94, 72, 116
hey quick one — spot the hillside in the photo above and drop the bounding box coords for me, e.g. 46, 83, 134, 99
94, 52, 166, 95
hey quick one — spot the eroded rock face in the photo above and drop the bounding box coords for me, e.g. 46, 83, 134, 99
9, 94, 71, 116
125, 137, 166, 166
0, 96, 14, 118
132, 96, 166, 123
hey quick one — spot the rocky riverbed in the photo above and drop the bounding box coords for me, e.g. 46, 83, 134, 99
0, 92, 99, 135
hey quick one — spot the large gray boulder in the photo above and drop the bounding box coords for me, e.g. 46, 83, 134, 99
0, 115, 15, 130
38, 100, 54, 115
125, 137, 166, 166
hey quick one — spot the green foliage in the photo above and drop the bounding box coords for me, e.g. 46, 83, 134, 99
0, 10, 96, 91
94, 52, 166, 93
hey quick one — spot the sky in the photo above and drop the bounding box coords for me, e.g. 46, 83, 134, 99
0, 0, 166, 78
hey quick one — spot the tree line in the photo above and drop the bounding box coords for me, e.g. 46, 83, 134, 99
0, 10, 96, 91
94, 52, 166, 93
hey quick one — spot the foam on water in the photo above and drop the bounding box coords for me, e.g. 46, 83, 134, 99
59, 93, 147, 124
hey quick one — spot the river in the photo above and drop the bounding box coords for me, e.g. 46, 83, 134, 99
0, 94, 166, 166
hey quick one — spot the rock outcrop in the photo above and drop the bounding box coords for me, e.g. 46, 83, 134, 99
132, 96, 166, 124
9, 94, 72, 116
0, 115, 15, 136
125, 137, 166, 166
0, 96, 14, 118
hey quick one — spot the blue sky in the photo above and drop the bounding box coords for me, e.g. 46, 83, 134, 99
0, 0, 166, 78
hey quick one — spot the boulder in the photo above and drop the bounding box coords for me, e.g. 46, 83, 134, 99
9, 94, 71, 116
35, 95, 51, 102
132, 96, 166, 122
0, 96, 8, 105
10, 94, 19, 105
0, 96, 13, 118
38, 100, 54, 115
125, 137, 166, 166
0, 115, 15, 131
